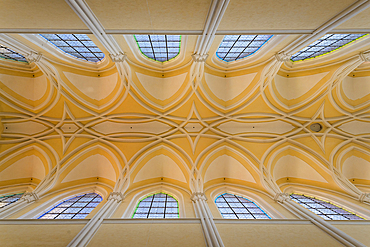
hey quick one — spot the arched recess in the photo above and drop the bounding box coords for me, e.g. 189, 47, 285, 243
0, 145, 51, 188
60, 67, 126, 111
268, 146, 333, 190
121, 184, 187, 218
18, 185, 109, 219
130, 68, 191, 110
339, 74, 370, 110
199, 146, 263, 191
55, 145, 122, 191
0, 69, 55, 111
271, 70, 330, 110
207, 186, 284, 219
337, 146, 370, 187
283, 186, 370, 220
129, 145, 190, 190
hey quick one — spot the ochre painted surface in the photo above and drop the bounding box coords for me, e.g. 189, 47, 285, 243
333, 224, 370, 246
88, 223, 206, 247
0, 0, 87, 30
0, 224, 85, 247
216, 223, 343, 247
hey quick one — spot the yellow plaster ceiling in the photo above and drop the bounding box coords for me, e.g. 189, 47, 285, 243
0, 0, 370, 202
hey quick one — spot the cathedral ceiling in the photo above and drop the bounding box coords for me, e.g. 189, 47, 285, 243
0, 0, 370, 202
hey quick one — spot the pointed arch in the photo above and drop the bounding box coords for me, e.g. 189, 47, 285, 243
56, 144, 122, 189
199, 146, 262, 191
0, 145, 51, 187
129, 145, 190, 189
267, 146, 332, 187
336, 146, 370, 183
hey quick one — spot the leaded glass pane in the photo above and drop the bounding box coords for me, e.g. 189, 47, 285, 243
38, 193, 102, 219
290, 194, 365, 220
132, 193, 179, 218
0, 46, 27, 62
39, 34, 105, 62
291, 34, 367, 61
216, 35, 273, 62
215, 193, 271, 219
0, 193, 24, 208
134, 35, 181, 62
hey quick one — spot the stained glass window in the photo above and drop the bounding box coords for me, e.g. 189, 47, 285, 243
38, 193, 102, 219
290, 194, 365, 220
291, 34, 367, 62
0, 193, 24, 208
215, 193, 271, 219
0, 45, 27, 62
134, 35, 181, 62
39, 34, 105, 62
133, 193, 179, 218
217, 35, 273, 62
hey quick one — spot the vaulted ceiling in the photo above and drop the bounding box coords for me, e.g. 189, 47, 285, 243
0, 0, 370, 201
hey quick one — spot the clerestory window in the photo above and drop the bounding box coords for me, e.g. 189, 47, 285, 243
38, 193, 102, 219
217, 35, 273, 62
290, 194, 365, 220
39, 34, 105, 62
215, 193, 271, 219
0, 45, 27, 62
291, 34, 367, 61
133, 193, 179, 218
0, 193, 24, 208
134, 35, 181, 62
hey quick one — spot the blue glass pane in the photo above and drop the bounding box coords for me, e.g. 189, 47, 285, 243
38, 193, 102, 219
39, 34, 105, 62
0, 46, 27, 62
134, 35, 181, 62
215, 193, 271, 219
290, 194, 364, 220
0, 193, 24, 208
217, 35, 273, 62
132, 193, 179, 218
291, 34, 367, 61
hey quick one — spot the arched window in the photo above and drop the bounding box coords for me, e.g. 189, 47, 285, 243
0, 45, 27, 62
133, 193, 179, 218
291, 34, 367, 62
0, 193, 24, 208
290, 194, 364, 220
216, 35, 272, 62
39, 34, 105, 62
134, 35, 181, 62
215, 193, 271, 219
38, 193, 102, 219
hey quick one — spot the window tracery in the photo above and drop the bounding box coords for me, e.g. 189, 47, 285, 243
38, 193, 102, 219
291, 34, 367, 61
39, 34, 105, 62
216, 35, 273, 62
290, 194, 364, 220
134, 35, 181, 62
0, 45, 27, 62
215, 193, 271, 219
0, 193, 24, 208
132, 193, 179, 218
